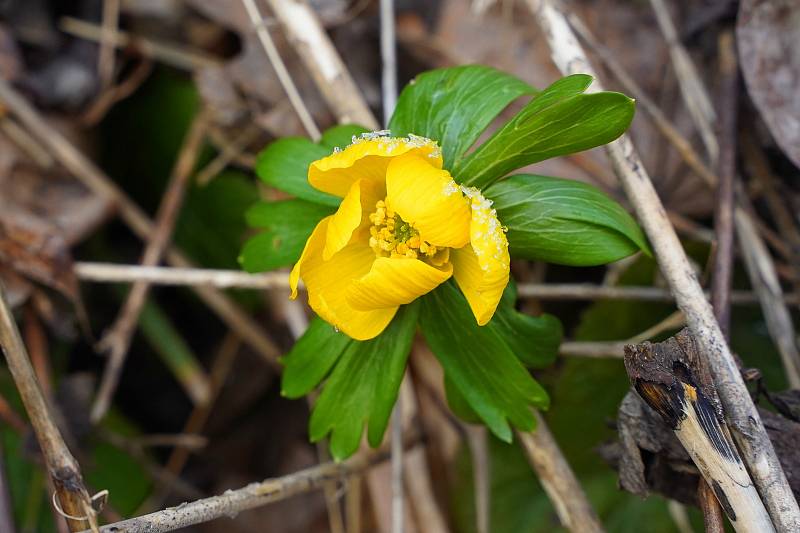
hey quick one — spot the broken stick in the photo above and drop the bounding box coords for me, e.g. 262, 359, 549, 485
624, 330, 773, 532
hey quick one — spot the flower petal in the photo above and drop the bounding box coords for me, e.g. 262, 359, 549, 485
347, 257, 453, 311
385, 154, 470, 248
309, 135, 442, 198
323, 179, 384, 261
291, 217, 397, 340
452, 188, 510, 325
290, 216, 329, 299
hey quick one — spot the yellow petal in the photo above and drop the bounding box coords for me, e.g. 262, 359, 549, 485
347, 257, 453, 311
292, 217, 396, 339
385, 154, 470, 248
323, 179, 384, 261
290, 216, 330, 299
452, 188, 510, 325
309, 135, 443, 198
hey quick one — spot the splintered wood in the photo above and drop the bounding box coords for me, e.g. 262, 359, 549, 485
624, 330, 773, 533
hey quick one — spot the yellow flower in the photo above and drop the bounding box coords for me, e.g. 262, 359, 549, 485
290, 133, 510, 340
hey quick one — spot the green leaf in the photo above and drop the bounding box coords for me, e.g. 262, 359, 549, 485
455, 75, 635, 188
281, 317, 353, 398
256, 138, 339, 206
444, 375, 482, 423
389, 65, 535, 169
488, 174, 650, 266
420, 282, 549, 442
320, 124, 369, 150
491, 281, 562, 368
309, 303, 420, 460
239, 199, 334, 273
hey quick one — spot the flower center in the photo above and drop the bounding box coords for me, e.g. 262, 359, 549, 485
368, 200, 448, 265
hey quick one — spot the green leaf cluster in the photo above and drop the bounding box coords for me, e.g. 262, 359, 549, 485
282, 305, 419, 460
244, 65, 646, 458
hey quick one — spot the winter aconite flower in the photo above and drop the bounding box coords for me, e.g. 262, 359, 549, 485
289, 132, 510, 340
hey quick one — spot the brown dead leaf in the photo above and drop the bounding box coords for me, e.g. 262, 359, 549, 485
738, 0, 800, 169
0, 122, 110, 322
0, 198, 80, 304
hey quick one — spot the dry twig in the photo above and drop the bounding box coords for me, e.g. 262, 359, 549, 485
195, 125, 261, 185
0, 285, 97, 532
76, 445, 410, 533
265, 0, 379, 129
525, 1, 800, 529
75, 264, 800, 306
74, 263, 290, 289
710, 30, 738, 340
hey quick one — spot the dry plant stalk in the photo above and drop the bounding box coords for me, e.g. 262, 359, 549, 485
525, 1, 800, 530
700, 28, 739, 533
71, 264, 800, 306
625, 330, 773, 532
76, 445, 405, 533
0, 286, 98, 532
517, 415, 604, 533
734, 202, 800, 388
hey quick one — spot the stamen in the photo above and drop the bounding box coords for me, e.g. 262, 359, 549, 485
367, 199, 440, 261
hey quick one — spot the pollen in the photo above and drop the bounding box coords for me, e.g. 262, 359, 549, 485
368, 200, 441, 261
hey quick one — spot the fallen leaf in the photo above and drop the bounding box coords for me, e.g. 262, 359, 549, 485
738, 0, 800, 169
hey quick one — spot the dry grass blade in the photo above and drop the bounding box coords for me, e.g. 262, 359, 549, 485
648, 0, 718, 162
240, 0, 321, 140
